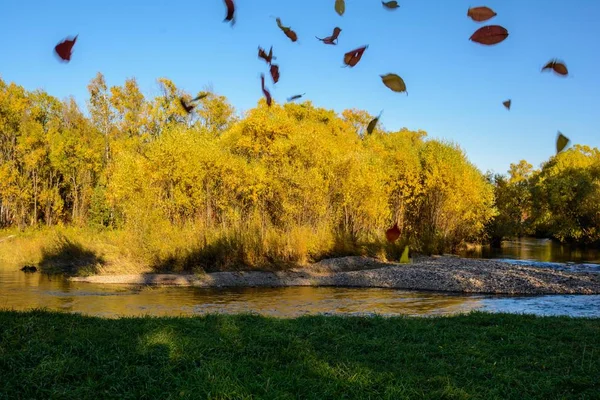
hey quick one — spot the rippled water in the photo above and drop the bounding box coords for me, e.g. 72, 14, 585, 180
1, 269, 599, 319
1, 237, 599, 319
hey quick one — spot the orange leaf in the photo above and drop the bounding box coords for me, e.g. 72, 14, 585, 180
467, 6, 497, 22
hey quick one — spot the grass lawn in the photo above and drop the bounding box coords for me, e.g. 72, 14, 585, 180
0, 310, 598, 399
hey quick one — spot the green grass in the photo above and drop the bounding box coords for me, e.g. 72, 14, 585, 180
0, 311, 598, 399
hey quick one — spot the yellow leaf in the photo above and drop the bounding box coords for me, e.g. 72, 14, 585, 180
380, 73, 407, 94
400, 245, 410, 263
382, 1, 400, 9
556, 132, 570, 154
335, 0, 345, 16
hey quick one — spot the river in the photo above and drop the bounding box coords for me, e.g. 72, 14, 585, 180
1, 238, 599, 318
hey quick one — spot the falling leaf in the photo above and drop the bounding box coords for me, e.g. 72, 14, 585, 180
542, 59, 568, 76
223, 0, 235, 25
276, 18, 298, 42
179, 98, 195, 114
316, 27, 342, 45
335, 0, 345, 16
467, 6, 497, 22
343, 45, 368, 67
191, 93, 209, 102
287, 93, 306, 102
385, 223, 401, 243
54, 35, 78, 62
469, 25, 509, 45
367, 110, 383, 134
380, 73, 407, 94
556, 132, 570, 154
400, 245, 410, 263
270, 64, 280, 84
382, 1, 400, 10
258, 46, 276, 65
261, 74, 272, 107
503, 99, 511, 110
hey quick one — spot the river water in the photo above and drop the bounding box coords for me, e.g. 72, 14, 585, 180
1, 238, 599, 318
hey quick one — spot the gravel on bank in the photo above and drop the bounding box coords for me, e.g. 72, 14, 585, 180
69, 256, 600, 295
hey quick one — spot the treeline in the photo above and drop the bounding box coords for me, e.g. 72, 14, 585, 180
487, 147, 600, 246
0, 73, 594, 269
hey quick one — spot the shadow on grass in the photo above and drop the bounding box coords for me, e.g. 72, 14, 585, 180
38, 235, 105, 276
0, 310, 598, 399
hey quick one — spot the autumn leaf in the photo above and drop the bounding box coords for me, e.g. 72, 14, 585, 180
316, 27, 342, 45
179, 98, 194, 114
54, 35, 78, 62
382, 1, 400, 10
469, 25, 509, 45
400, 245, 410, 263
270, 64, 280, 84
542, 59, 568, 76
556, 132, 570, 154
191, 93, 209, 102
223, 0, 235, 25
276, 18, 298, 42
287, 93, 306, 102
261, 74, 272, 106
503, 99, 511, 110
367, 110, 383, 135
381, 73, 407, 94
385, 223, 401, 243
343, 45, 368, 67
258, 46, 275, 65
467, 6, 497, 22
335, 0, 345, 16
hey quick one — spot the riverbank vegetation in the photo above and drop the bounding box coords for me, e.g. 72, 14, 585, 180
0, 310, 598, 399
488, 148, 600, 246
1, 74, 598, 274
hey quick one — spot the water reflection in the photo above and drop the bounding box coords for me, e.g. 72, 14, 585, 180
1, 267, 599, 318
461, 237, 600, 264
2, 237, 600, 319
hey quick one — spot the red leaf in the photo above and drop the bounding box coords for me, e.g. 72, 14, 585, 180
343, 45, 368, 67
284, 29, 298, 42
224, 0, 235, 24
385, 223, 401, 243
270, 64, 280, 84
469, 25, 509, 45
542, 59, 568, 76
54, 35, 78, 62
316, 27, 342, 45
261, 74, 272, 107
258, 46, 275, 65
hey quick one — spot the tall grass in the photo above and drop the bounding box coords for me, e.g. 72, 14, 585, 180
0, 221, 403, 275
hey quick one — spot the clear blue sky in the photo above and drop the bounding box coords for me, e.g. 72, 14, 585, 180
1, 0, 599, 175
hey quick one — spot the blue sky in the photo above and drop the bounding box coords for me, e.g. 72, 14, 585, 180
1, 0, 599, 175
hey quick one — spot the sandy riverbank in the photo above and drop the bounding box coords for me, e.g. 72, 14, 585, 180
69, 256, 600, 295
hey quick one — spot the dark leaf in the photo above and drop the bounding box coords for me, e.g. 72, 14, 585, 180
469, 25, 509, 45
54, 35, 78, 62
316, 27, 342, 45
261, 74, 272, 107
224, 0, 235, 25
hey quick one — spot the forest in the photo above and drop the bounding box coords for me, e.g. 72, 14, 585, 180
1, 73, 598, 272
